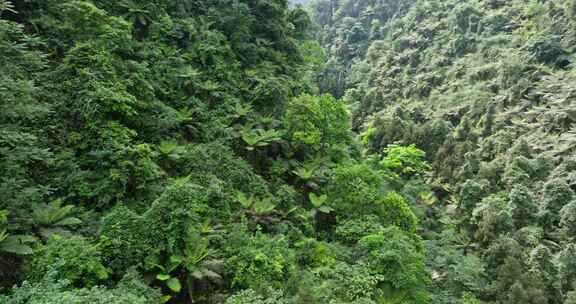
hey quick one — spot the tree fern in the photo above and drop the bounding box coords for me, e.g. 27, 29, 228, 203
32, 199, 82, 239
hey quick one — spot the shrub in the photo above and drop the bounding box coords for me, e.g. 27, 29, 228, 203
226, 232, 296, 290
27, 236, 110, 287
381, 144, 428, 177
284, 94, 351, 154
1, 269, 161, 304
297, 262, 381, 303
100, 180, 213, 272
99, 205, 155, 272
326, 163, 384, 216
225, 288, 289, 304
335, 215, 385, 244
178, 143, 270, 196
376, 192, 418, 233
359, 227, 429, 303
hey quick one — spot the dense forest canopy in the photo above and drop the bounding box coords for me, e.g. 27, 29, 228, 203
1, 0, 576, 303
311, 0, 576, 303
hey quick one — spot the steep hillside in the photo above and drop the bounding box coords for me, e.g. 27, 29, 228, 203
0, 0, 433, 303
311, 0, 416, 97
313, 0, 576, 303
3, 0, 576, 303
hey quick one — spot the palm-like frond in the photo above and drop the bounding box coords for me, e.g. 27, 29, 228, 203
0, 234, 36, 255
240, 126, 284, 150
31, 199, 81, 239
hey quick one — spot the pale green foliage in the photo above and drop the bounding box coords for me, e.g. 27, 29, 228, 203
560, 201, 576, 236
381, 145, 429, 177
0, 234, 36, 256
461, 292, 484, 304
298, 262, 382, 303
236, 192, 277, 215
336, 215, 385, 244
0, 0, 15, 15
291, 157, 325, 181
308, 193, 332, 214
240, 125, 284, 151
327, 163, 384, 215
285, 94, 351, 154
376, 192, 418, 233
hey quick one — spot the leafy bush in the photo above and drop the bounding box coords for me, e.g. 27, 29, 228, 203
226, 232, 296, 290
359, 227, 429, 303
298, 262, 382, 303
284, 94, 351, 155
100, 179, 214, 272
381, 144, 429, 177
1, 269, 161, 304
225, 288, 289, 304
27, 236, 110, 287
376, 192, 418, 233
335, 215, 385, 244
326, 163, 385, 216
99, 205, 154, 272
178, 143, 271, 197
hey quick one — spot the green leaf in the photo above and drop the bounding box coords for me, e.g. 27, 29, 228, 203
0, 229, 8, 243
166, 277, 182, 293
0, 210, 9, 223
309, 193, 327, 208
254, 198, 276, 215
0, 235, 35, 255
170, 255, 184, 264
54, 217, 82, 226
158, 140, 179, 155
318, 206, 333, 213
292, 162, 319, 180
156, 273, 171, 281
232, 103, 253, 117
167, 255, 183, 272
236, 191, 253, 209
240, 127, 283, 148
39, 227, 72, 239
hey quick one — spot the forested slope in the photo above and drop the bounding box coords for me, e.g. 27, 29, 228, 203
312, 0, 576, 303
3, 0, 576, 303
0, 0, 433, 303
